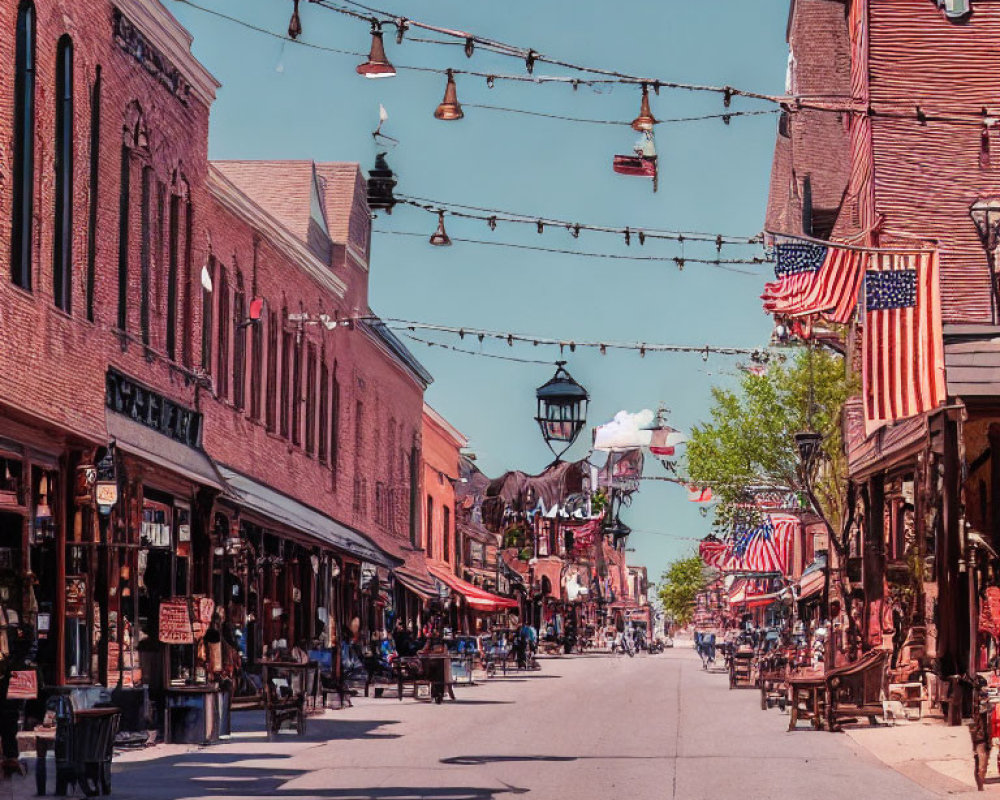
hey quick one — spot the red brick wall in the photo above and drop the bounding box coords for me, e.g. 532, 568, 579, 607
0, 0, 426, 551
867, 0, 998, 322
421, 410, 463, 567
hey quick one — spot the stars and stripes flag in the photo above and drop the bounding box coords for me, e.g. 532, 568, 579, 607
862, 249, 945, 432
730, 518, 784, 574
761, 239, 867, 323
768, 513, 800, 575
698, 537, 729, 570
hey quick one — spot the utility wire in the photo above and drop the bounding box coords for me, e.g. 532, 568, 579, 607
373, 230, 766, 273
395, 195, 763, 246
177, 1, 1000, 127
458, 104, 777, 127
400, 333, 554, 365
367, 317, 771, 358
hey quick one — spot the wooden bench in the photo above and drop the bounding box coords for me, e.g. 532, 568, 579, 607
825, 649, 889, 731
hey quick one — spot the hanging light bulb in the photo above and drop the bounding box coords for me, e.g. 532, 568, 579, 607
631, 83, 657, 132
464, 37, 475, 58
429, 212, 452, 246
434, 69, 464, 120
287, 0, 302, 40
357, 20, 396, 78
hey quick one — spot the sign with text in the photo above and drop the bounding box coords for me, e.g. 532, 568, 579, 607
158, 598, 194, 645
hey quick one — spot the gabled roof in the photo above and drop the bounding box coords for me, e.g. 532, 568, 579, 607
213, 160, 315, 243
314, 163, 367, 245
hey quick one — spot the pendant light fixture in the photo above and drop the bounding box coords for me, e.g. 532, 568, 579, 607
288, 0, 302, 40
434, 69, 464, 121
356, 20, 396, 78
631, 83, 657, 132
429, 212, 452, 246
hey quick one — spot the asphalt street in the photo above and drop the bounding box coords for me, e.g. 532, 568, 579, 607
102, 647, 939, 800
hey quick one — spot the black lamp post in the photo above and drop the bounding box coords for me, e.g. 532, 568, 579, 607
970, 195, 1000, 322
366, 152, 397, 213
535, 362, 588, 461
794, 430, 823, 470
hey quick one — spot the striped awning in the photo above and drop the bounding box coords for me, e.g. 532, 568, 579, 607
427, 564, 519, 613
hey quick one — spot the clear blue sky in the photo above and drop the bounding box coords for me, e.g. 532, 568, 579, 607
169, 0, 789, 579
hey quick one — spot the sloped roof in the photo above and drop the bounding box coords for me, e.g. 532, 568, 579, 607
212, 160, 315, 243
314, 163, 366, 245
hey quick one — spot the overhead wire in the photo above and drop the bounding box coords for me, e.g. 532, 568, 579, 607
361, 317, 772, 359
174, 1, 1000, 127
394, 195, 764, 246
400, 333, 554, 365
372, 230, 767, 273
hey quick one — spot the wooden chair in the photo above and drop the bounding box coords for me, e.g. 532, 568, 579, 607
824, 648, 890, 731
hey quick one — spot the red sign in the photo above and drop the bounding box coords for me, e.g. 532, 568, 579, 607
7, 670, 37, 700
158, 599, 194, 645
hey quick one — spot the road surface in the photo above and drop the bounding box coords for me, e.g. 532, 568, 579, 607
107, 646, 937, 800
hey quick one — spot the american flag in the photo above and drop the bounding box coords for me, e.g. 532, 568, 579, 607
768, 513, 800, 574
862, 250, 945, 432
761, 240, 867, 323
729, 518, 784, 574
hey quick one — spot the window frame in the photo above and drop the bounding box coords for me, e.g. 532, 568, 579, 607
53, 35, 74, 312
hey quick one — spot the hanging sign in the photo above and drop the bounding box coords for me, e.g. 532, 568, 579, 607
158, 598, 194, 645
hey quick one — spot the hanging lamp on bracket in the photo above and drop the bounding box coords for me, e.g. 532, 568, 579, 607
357, 20, 396, 78
434, 69, 464, 120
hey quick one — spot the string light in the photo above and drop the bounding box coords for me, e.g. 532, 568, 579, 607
401, 333, 554, 365
464, 104, 777, 127
394, 195, 763, 246
175, 0, 1000, 129
361, 317, 773, 360
373, 230, 768, 274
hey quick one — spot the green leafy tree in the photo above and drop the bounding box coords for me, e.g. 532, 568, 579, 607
658, 555, 708, 627
686, 347, 855, 551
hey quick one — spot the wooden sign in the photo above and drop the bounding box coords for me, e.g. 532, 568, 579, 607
7, 670, 37, 700
158, 598, 194, 645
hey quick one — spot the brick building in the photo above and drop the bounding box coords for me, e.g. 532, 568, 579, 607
0, 0, 439, 723
767, 0, 1000, 711
421, 406, 517, 633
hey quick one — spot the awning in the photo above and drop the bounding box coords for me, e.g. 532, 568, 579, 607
395, 569, 437, 600
107, 411, 225, 491
217, 465, 400, 569
458, 519, 495, 546
427, 563, 519, 613
797, 557, 827, 601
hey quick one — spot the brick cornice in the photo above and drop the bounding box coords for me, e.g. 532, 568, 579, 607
114, 0, 221, 107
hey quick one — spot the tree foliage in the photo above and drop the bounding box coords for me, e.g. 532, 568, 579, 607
685, 347, 855, 537
658, 554, 708, 627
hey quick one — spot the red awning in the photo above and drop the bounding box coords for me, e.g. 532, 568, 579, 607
427, 564, 519, 613
798, 568, 825, 601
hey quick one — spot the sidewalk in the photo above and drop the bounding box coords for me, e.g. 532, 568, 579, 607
844, 710, 1000, 796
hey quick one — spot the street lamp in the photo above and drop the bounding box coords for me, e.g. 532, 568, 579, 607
535, 362, 588, 461
970, 195, 1000, 320
793, 430, 823, 470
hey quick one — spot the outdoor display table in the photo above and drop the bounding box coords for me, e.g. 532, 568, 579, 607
164, 686, 221, 745
787, 674, 826, 731
729, 647, 754, 689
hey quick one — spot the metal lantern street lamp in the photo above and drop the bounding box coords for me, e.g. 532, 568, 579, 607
794, 430, 823, 470
535, 362, 588, 461
970, 195, 1000, 320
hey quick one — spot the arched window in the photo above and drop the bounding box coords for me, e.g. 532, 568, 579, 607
54, 35, 74, 311
11, 1, 36, 290
118, 102, 148, 331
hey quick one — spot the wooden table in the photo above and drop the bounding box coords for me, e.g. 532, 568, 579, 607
788, 674, 826, 731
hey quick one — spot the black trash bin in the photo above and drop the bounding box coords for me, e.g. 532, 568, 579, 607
52, 702, 121, 797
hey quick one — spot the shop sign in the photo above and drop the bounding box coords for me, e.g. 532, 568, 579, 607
95, 482, 118, 514
159, 597, 215, 645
